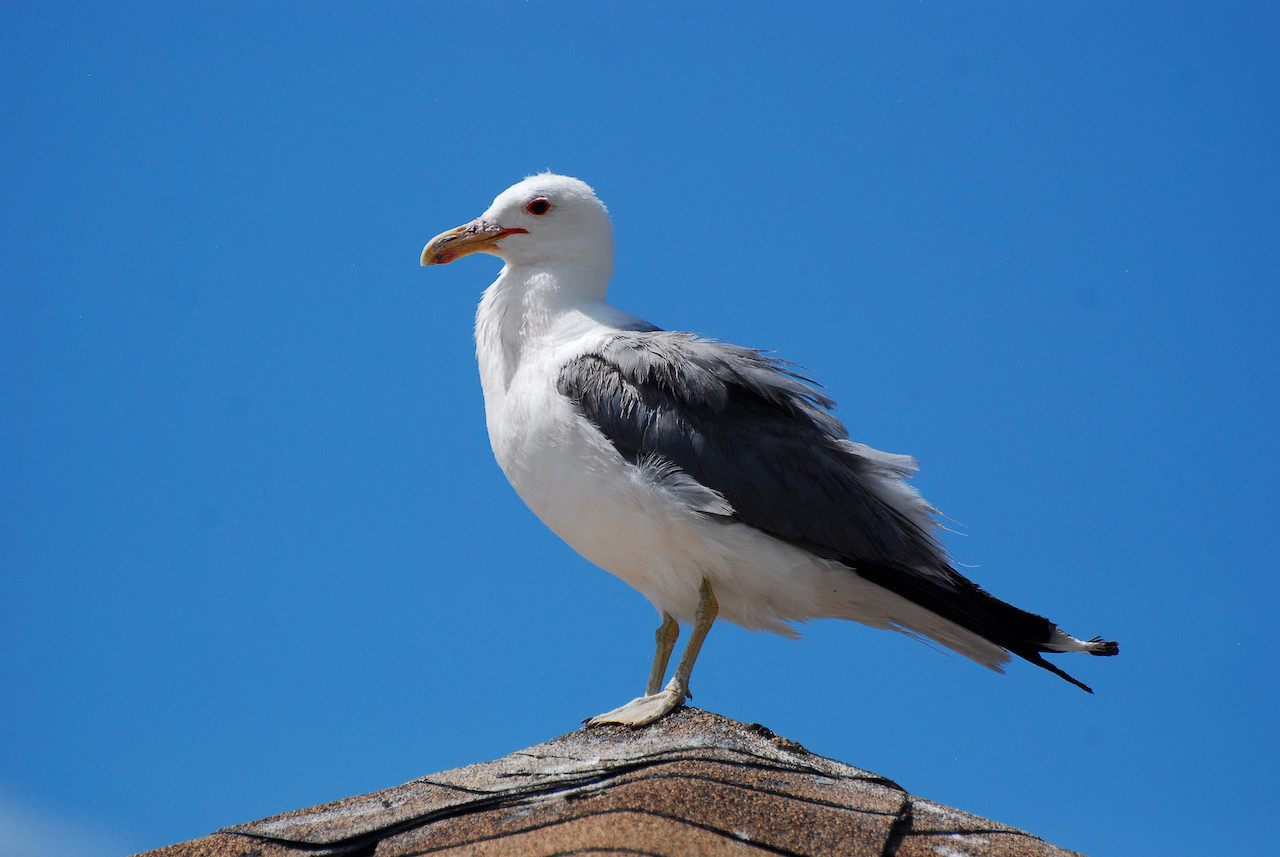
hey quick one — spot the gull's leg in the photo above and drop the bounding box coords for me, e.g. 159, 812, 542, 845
587, 580, 719, 728
666, 580, 718, 701
646, 613, 680, 696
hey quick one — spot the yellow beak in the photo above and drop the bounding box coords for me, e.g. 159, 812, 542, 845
420, 220, 528, 266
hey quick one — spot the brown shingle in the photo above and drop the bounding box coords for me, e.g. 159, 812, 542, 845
133, 708, 1085, 857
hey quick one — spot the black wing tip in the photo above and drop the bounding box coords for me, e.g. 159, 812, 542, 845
1022, 652, 1096, 694
1020, 636, 1118, 693
1087, 636, 1120, 657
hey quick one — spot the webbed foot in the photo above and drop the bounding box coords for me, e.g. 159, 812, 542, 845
585, 680, 687, 728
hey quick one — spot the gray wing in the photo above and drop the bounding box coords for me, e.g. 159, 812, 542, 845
556, 330, 945, 572
557, 330, 1115, 692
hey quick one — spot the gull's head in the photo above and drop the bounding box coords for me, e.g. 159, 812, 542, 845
421, 174, 614, 282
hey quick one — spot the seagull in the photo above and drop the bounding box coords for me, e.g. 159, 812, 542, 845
421, 173, 1118, 727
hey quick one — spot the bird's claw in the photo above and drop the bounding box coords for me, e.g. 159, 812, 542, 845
585, 684, 686, 728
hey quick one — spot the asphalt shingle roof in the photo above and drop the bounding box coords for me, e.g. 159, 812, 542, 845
136, 708, 1085, 857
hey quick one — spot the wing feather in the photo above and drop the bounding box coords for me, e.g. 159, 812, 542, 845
557, 331, 943, 569
557, 330, 1113, 690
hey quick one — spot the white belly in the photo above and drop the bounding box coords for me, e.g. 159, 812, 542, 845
466, 278, 1010, 669
482, 351, 853, 635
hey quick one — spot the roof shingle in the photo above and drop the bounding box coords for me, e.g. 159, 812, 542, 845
135, 708, 1085, 857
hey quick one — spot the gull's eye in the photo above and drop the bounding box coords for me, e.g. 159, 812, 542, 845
525, 198, 552, 216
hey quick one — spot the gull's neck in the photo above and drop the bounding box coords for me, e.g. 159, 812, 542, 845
475, 260, 612, 397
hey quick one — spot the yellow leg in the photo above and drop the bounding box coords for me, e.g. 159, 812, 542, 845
669, 580, 718, 700
587, 580, 719, 728
646, 614, 680, 696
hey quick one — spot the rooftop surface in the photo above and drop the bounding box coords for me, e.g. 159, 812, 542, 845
136, 708, 1085, 857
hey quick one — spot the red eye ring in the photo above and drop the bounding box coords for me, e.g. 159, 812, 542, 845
525, 198, 552, 215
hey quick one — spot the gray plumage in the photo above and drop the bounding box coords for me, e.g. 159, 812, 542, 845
558, 330, 1118, 692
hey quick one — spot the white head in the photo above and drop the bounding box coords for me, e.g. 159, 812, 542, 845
421, 174, 615, 289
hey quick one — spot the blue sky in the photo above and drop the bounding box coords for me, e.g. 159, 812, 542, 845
2, 3, 1277, 855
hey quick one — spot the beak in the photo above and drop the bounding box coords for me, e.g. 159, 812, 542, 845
420, 220, 528, 266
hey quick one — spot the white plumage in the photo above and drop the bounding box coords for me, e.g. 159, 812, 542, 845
422, 173, 1116, 726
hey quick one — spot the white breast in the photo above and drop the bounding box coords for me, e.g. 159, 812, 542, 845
470, 269, 1001, 659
